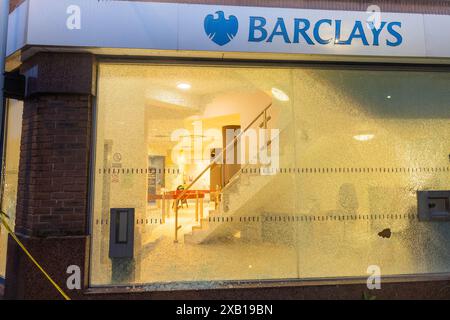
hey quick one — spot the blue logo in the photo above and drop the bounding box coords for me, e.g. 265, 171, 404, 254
204, 11, 239, 46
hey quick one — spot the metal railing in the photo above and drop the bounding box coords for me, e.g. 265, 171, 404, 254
173, 102, 273, 243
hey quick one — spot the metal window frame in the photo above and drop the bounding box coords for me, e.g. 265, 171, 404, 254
87, 56, 450, 291
0, 98, 9, 281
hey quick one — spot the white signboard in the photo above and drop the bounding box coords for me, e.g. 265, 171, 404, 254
6, 0, 450, 59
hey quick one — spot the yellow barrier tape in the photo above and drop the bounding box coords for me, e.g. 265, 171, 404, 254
0, 211, 71, 300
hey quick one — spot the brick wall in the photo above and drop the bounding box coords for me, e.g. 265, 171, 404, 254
11, 52, 95, 239
16, 94, 91, 237
5, 53, 94, 299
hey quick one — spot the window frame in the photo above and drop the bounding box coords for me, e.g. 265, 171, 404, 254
87, 57, 450, 291
0, 98, 20, 280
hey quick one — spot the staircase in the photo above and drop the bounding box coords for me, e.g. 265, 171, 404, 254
184, 166, 276, 244
174, 102, 292, 244
184, 121, 289, 244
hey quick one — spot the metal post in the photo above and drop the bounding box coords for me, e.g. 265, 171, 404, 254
166, 196, 170, 218
174, 203, 182, 243
0, 0, 10, 144
161, 190, 166, 224
174, 203, 178, 243
0, 0, 10, 108
263, 110, 267, 129
174, 190, 181, 243
200, 197, 204, 221
215, 185, 220, 210
195, 191, 199, 222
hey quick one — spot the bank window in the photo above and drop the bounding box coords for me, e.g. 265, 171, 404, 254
0, 99, 23, 279
91, 64, 450, 287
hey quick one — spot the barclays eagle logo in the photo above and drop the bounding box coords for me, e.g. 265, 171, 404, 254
204, 11, 239, 46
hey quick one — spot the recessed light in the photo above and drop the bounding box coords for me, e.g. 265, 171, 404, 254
353, 134, 375, 142
177, 83, 191, 90
386, 95, 392, 99
271, 88, 290, 102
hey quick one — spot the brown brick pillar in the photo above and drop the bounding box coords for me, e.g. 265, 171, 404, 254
4, 53, 96, 300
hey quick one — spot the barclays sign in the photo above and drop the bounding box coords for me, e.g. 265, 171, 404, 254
247, 17, 402, 47
7, 0, 450, 60
204, 11, 239, 46
180, 4, 427, 58
203, 11, 403, 48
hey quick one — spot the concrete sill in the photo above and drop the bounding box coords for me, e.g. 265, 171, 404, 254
85, 273, 450, 295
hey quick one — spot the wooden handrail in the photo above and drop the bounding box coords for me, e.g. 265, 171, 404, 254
173, 102, 273, 242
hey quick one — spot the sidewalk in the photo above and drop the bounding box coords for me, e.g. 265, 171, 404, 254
0, 277, 4, 299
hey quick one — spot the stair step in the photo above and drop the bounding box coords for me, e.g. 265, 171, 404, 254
186, 161, 278, 244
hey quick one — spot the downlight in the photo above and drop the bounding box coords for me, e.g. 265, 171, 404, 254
271, 88, 290, 102
353, 134, 375, 142
177, 83, 192, 90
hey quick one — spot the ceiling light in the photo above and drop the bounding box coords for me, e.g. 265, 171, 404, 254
271, 88, 290, 102
178, 151, 186, 164
177, 83, 191, 90
353, 134, 375, 142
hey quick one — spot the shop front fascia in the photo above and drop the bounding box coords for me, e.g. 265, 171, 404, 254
2, 0, 450, 300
